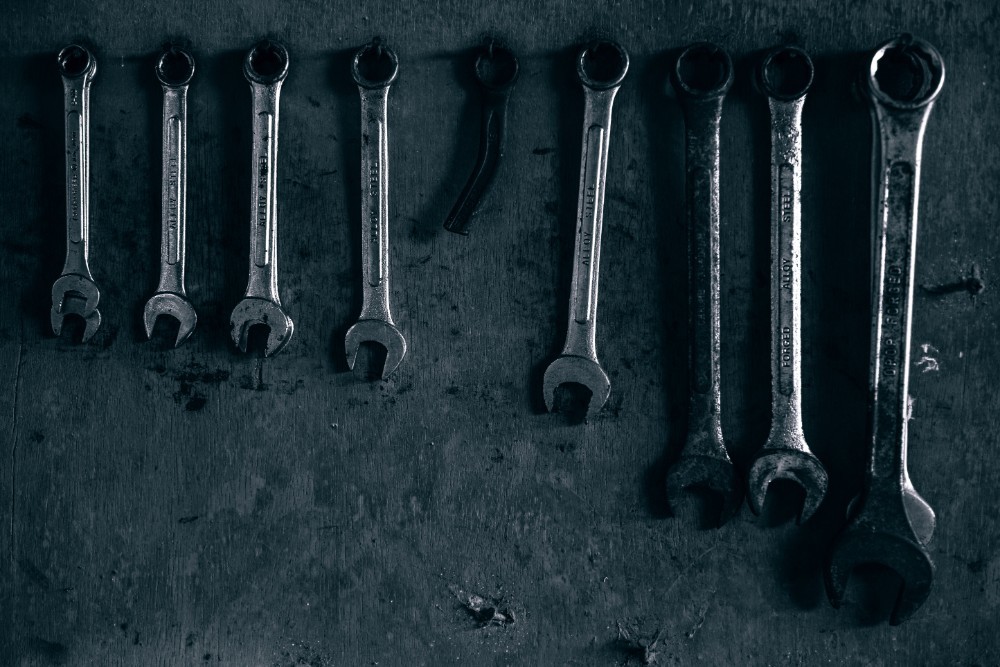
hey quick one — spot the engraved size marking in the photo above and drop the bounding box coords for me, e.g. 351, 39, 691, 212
777, 163, 795, 396
574, 125, 604, 325
254, 112, 274, 268
367, 119, 385, 288
67, 110, 83, 244
166, 116, 181, 265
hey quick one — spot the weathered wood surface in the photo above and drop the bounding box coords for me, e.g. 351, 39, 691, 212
1, 0, 997, 664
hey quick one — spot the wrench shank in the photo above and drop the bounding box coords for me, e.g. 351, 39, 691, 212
681, 97, 725, 453
562, 87, 618, 360
768, 98, 806, 443
869, 108, 933, 488
158, 84, 188, 295
62, 75, 92, 279
245, 81, 282, 302
358, 86, 393, 323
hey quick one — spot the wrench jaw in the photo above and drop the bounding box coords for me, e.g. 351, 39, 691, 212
344, 319, 407, 380
229, 297, 293, 357
143, 293, 197, 348
50, 274, 101, 342
747, 445, 829, 524
542, 355, 611, 421
824, 525, 934, 625
665, 453, 743, 528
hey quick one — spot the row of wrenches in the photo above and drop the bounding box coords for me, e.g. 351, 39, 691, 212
50, 35, 943, 623
536, 36, 943, 623
52, 40, 406, 377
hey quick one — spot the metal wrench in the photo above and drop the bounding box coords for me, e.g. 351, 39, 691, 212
51, 45, 101, 342
443, 41, 519, 235
747, 46, 828, 524
344, 41, 406, 379
229, 40, 294, 357
825, 34, 944, 625
665, 43, 742, 525
143, 46, 197, 347
542, 40, 629, 420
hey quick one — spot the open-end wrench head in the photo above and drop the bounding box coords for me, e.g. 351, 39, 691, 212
825, 527, 934, 625
229, 297, 293, 357
542, 355, 611, 420
344, 319, 407, 379
666, 454, 743, 526
143, 292, 197, 347
747, 448, 828, 523
864, 34, 944, 110
51, 274, 100, 318
50, 305, 101, 342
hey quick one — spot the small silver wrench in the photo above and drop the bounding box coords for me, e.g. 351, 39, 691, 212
51, 45, 101, 342
747, 46, 829, 524
826, 34, 944, 625
229, 40, 294, 356
542, 40, 629, 420
344, 41, 406, 379
143, 47, 197, 347
664, 43, 743, 526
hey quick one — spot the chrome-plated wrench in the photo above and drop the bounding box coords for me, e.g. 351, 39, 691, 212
51, 45, 101, 342
143, 46, 197, 347
826, 34, 944, 625
747, 46, 829, 524
344, 41, 406, 379
542, 40, 629, 420
229, 40, 294, 356
665, 43, 742, 525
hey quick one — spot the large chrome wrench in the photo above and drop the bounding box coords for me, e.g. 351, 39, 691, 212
344, 41, 406, 380
825, 34, 944, 625
51, 45, 101, 342
143, 47, 197, 347
747, 46, 829, 524
665, 43, 742, 526
229, 40, 294, 356
542, 40, 629, 420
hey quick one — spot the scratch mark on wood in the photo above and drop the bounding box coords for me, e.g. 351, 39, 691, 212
8, 337, 25, 563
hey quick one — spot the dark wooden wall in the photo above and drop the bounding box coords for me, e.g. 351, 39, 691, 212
2, 0, 997, 664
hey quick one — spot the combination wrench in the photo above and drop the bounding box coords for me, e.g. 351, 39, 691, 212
51, 45, 101, 342
229, 40, 294, 356
825, 35, 944, 625
664, 43, 743, 525
143, 46, 197, 347
443, 41, 519, 235
344, 41, 406, 379
542, 40, 629, 420
747, 46, 829, 524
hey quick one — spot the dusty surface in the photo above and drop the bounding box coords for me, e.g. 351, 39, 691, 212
1, 0, 998, 664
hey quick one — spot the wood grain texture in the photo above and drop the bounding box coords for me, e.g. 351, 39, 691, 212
1, 0, 998, 664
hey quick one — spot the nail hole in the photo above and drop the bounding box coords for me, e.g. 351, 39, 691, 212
475, 45, 518, 89
579, 41, 628, 87
58, 45, 91, 77
247, 41, 288, 80
676, 44, 731, 94
761, 47, 813, 99
156, 48, 194, 86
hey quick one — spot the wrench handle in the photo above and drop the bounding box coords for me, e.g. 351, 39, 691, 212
768, 97, 807, 437
680, 97, 726, 434
158, 84, 188, 295
357, 84, 394, 323
61, 68, 94, 279
562, 86, 619, 360
869, 108, 934, 485
245, 79, 283, 302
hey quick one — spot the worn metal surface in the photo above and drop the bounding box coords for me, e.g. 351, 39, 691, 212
1, 0, 999, 663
